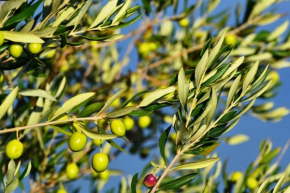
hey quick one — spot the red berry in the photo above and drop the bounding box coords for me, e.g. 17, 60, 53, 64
143, 174, 157, 188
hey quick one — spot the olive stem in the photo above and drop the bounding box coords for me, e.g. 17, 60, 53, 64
0, 116, 104, 135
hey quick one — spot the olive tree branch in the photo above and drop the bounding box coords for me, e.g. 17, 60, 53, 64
0, 116, 104, 135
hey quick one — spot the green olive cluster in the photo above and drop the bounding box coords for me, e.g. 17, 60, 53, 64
0, 31, 43, 58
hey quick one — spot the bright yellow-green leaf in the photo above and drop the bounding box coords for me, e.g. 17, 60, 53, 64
2, 31, 44, 43
223, 134, 249, 145
139, 86, 176, 107
50, 92, 95, 120
0, 87, 18, 120
171, 157, 220, 171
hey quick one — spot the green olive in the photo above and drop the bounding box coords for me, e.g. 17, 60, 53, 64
6, 139, 24, 159
92, 153, 109, 173
66, 163, 79, 180
9, 44, 23, 58
68, 132, 87, 152
0, 31, 4, 46
110, 120, 126, 137
28, 43, 42, 54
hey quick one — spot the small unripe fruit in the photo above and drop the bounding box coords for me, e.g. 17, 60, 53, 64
138, 116, 151, 129
99, 170, 110, 181
230, 171, 243, 182
149, 42, 158, 51
66, 163, 79, 180
246, 177, 258, 190
45, 49, 56, 58
93, 139, 104, 146
123, 116, 134, 131
57, 189, 67, 193
9, 44, 23, 58
68, 132, 87, 152
138, 42, 151, 57
225, 34, 237, 45
268, 71, 279, 87
6, 139, 24, 159
143, 174, 157, 188
110, 120, 126, 137
28, 43, 42, 54
92, 153, 109, 173
111, 98, 121, 107
0, 31, 4, 46
169, 133, 177, 142
178, 18, 189, 27
140, 148, 149, 158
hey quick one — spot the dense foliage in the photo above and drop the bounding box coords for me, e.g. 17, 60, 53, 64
0, 0, 289, 192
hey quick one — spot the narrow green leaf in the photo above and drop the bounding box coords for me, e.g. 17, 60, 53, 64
109, 11, 144, 30
131, 173, 138, 193
5, 178, 18, 193
14, 161, 21, 177
19, 89, 56, 101
242, 61, 259, 92
104, 34, 124, 41
200, 38, 213, 57
267, 20, 289, 41
19, 161, 31, 181
139, 86, 175, 107
6, 160, 16, 185
205, 87, 217, 126
98, 127, 128, 153
159, 126, 171, 164
20, 20, 35, 32
231, 99, 256, 121
50, 125, 72, 136
257, 178, 270, 193
32, 27, 57, 37
129, 110, 152, 117
0, 0, 25, 23
226, 75, 241, 108
72, 0, 92, 29
106, 106, 135, 118
81, 127, 117, 140
52, 7, 75, 27
50, 92, 95, 120
188, 101, 212, 128
0, 87, 18, 120
273, 171, 287, 193
77, 102, 104, 118
112, 0, 131, 24
208, 32, 225, 66
178, 67, 189, 111
96, 87, 127, 116
195, 50, 209, 87
223, 134, 249, 145
122, 90, 149, 107
2, 31, 44, 43
107, 139, 128, 153
244, 80, 272, 101
222, 57, 244, 78
4, 0, 43, 27
89, 0, 118, 28
159, 173, 197, 190
171, 158, 220, 171
248, 65, 269, 93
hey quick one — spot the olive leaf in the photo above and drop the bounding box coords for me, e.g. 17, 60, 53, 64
0, 87, 18, 120
171, 157, 220, 171
2, 31, 44, 43
139, 86, 176, 107
50, 92, 95, 120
